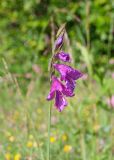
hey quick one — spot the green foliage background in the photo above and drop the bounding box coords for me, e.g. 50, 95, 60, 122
0, 0, 113, 75
0, 1, 114, 159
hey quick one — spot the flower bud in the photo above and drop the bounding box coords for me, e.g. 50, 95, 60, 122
54, 35, 64, 50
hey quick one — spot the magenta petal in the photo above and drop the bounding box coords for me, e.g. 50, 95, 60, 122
61, 76, 75, 97
65, 76, 76, 96
47, 91, 55, 100
55, 51, 71, 62
53, 64, 83, 81
68, 69, 83, 80
47, 76, 62, 101
55, 91, 67, 112
50, 76, 63, 92
53, 64, 66, 80
63, 88, 75, 97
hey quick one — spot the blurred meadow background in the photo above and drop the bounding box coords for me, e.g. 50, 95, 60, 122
0, 0, 114, 160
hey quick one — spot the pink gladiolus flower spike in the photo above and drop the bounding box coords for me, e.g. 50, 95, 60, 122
47, 25, 83, 112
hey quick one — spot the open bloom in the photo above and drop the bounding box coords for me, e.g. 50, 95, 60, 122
54, 35, 64, 49
53, 64, 83, 94
47, 76, 74, 111
53, 64, 83, 81
55, 51, 71, 62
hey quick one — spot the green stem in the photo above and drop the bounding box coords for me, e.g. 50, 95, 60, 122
47, 17, 54, 160
47, 102, 52, 160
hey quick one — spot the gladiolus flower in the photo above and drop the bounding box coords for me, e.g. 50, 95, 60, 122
53, 64, 83, 81
47, 76, 67, 111
53, 64, 83, 94
55, 51, 71, 62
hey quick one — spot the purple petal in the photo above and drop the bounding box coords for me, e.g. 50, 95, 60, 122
62, 88, 75, 97
54, 35, 64, 49
55, 91, 67, 112
47, 91, 55, 100
55, 51, 71, 62
50, 76, 63, 92
47, 76, 67, 100
65, 76, 76, 96
61, 76, 75, 97
53, 64, 66, 80
68, 69, 83, 80
53, 64, 83, 81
